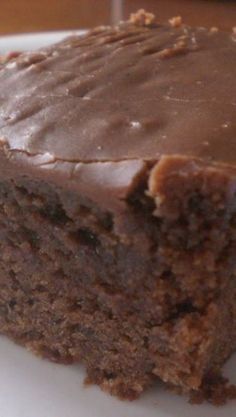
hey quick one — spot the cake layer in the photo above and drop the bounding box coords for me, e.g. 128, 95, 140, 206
0, 17, 235, 401
0, 169, 235, 399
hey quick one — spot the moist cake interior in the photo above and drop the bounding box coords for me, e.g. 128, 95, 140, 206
0, 16, 235, 401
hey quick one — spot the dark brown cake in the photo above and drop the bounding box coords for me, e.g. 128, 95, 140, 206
0, 16, 236, 401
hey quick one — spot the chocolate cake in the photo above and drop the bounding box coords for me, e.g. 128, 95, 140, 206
0, 15, 236, 401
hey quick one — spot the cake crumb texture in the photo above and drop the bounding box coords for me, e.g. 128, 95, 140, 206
169, 16, 183, 28
190, 372, 236, 406
0, 17, 235, 405
129, 9, 156, 26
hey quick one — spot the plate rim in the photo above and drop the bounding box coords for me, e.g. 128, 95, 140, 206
0, 30, 87, 53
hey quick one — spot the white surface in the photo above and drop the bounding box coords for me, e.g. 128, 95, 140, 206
0, 32, 235, 417
0, 30, 85, 53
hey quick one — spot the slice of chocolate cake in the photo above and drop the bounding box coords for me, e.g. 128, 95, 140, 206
0, 14, 235, 401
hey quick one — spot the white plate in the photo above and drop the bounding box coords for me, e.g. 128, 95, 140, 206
0, 31, 235, 417
0, 30, 86, 53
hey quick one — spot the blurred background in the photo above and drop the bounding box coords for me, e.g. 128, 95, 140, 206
1, 0, 236, 34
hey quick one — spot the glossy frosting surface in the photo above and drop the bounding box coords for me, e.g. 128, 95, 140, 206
0, 22, 235, 169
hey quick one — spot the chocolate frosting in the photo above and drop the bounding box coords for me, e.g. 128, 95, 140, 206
0, 22, 235, 206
